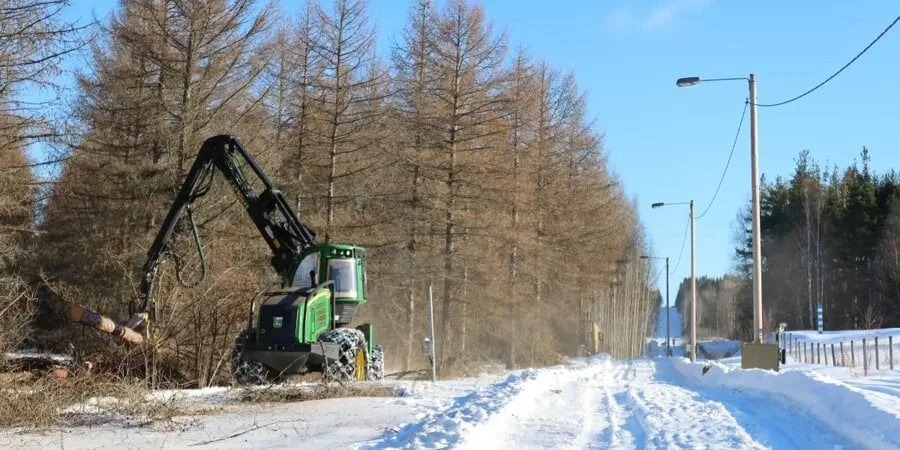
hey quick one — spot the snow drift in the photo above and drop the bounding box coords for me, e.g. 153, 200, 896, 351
671, 357, 900, 449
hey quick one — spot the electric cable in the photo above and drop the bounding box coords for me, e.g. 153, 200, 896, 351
668, 216, 690, 275
755, 15, 899, 107
696, 100, 748, 219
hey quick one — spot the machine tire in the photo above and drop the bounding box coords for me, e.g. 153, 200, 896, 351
318, 328, 367, 382
367, 344, 384, 381
231, 329, 271, 386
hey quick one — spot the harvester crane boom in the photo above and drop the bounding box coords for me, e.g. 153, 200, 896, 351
65, 135, 381, 382
136, 135, 316, 313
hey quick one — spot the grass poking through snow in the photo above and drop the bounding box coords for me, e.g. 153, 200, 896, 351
237, 383, 398, 403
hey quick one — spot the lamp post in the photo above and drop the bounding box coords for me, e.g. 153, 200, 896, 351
651, 200, 695, 361
676, 74, 763, 343
641, 255, 670, 356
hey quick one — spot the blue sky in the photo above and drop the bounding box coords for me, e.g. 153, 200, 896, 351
58, 0, 900, 299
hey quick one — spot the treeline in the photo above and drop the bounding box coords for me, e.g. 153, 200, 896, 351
733, 149, 900, 338
1, 0, 655, 386
673, 275, 743, 340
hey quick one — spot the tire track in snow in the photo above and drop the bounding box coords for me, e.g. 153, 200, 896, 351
458, 358, 611, 450
584, 362, 636, 449
573, 366, 614, 448
457, 357, 651, 450
588, 360, 763, 449
359, 369, 537, 449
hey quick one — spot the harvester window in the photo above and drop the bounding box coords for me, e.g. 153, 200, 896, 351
328, 258, 358, 298
293, 252, 320, 288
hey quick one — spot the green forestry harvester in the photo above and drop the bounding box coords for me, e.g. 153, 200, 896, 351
75, 135, 382, 384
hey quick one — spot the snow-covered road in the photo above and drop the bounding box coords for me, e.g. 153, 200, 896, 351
366, 356, 860, 449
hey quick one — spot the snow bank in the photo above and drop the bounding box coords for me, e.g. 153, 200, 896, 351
670, 358, 900, 449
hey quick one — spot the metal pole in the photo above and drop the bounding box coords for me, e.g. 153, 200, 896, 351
690, 200, 697, 362
666, 256, 670, 357
749, 73, 763, 343
428, 284, 437, 382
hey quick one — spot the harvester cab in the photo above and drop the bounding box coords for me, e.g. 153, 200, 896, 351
288, 244, 368, 326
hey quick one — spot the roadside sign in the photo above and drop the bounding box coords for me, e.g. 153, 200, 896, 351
817, 304, 824, 334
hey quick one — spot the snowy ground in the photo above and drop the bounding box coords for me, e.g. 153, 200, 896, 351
3, 352, 898, 449
3, 308, 899, 449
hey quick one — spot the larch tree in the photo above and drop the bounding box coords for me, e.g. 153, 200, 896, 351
500, 49, 537, 368
428, 0, 507, 371
308, 0, 385, 243
389, 0, 440, 369
275, 1, 323, 211
0, 0, 82, 356
36, 0, 275, 386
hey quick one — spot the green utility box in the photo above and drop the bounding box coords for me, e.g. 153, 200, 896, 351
741, 342, 781, 371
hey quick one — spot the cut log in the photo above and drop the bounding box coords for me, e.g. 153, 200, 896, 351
67, 304, 144, 345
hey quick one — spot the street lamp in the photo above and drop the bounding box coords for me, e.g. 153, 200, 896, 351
641, 255, 670, 356
676, 74, 763, 344
651, 200, 696, 362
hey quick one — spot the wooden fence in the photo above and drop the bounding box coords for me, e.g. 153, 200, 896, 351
784, 333, 897, 376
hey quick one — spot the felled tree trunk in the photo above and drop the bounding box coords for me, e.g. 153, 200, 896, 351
67, 304, 144, 345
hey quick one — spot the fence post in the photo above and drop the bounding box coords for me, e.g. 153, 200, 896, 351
863, 338, 868, 375
817, 343, 822, 364
851, 340, 855, 367
839, 341, 844, 366
890, 336, 894, 371
803, 342, 807, 363
427, 284, 437, 382
831, 343, 836, 367
875, 337, 880, 371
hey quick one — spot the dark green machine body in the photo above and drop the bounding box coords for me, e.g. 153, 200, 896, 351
243, 243, 373, 375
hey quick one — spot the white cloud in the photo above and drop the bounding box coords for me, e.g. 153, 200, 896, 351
606, 7, 635, 32
606, 0, 713, 33
644, 0, 712, 30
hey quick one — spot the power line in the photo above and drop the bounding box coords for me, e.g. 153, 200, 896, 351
696, 100, 748, 220
669, 216, 690, 275
756, 15, 900, 108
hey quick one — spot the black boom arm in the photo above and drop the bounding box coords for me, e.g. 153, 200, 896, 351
136, 135, 316, 312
